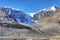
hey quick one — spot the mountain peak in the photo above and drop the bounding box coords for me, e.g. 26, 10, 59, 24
33, 6, 60, 21
0, 6, 20, 11
50, 6, 59, 11
0, 7, 35, 24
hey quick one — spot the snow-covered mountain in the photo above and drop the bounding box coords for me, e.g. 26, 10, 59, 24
0, 7, 34, 24
0, 6, 60, 24
33, 6, 60, 21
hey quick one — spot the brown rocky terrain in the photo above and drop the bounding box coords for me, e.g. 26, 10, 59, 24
1, 6, 60, 40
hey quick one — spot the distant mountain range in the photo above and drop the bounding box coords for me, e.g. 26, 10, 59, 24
0, 6, 60, 38
0, 6, 60, 24
0, 7, 34, 24
33, 6, 60, 22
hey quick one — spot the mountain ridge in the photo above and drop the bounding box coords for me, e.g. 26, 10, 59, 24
33, 6, 60, 22
0, 7, 34, 24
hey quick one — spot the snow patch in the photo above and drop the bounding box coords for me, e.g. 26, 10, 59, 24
29, 13, 35, 17
50, 6, 57, 11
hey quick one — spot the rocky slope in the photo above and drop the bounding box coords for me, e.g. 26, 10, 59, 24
0, 7, 40, 38
33, 6, 60, 24
31, 6, 60, 39
1, 6, 60, 40
33, 6, 60, 21
0, 7, 34, 24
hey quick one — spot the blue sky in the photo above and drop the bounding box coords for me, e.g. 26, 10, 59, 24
0, 0, 60, 13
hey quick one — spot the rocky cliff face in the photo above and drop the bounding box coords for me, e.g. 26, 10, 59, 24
0, 8, 16, 23
33, 6, 60, 23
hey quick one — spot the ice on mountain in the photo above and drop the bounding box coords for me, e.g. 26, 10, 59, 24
50, 6, 57, 11
0, 7, 35, 24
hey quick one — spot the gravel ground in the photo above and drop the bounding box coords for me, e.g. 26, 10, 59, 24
0, 26, 41, 38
